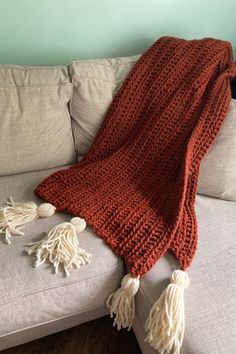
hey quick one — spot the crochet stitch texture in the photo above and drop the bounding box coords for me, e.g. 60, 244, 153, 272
35, 37, 236, 278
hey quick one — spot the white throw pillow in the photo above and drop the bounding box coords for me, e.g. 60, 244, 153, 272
69, 56, 236, 201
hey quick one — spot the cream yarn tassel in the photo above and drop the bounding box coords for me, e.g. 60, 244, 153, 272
107, 274, 140, 330
0, 197, 56, 244
26, 217, 92, 276
145, 270, 190, 354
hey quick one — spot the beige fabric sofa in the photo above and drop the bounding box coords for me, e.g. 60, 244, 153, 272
0, 59, 235, 354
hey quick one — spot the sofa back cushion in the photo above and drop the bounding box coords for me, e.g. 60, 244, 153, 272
0, 65, 76, 175
197, 99, 236, 200
69, 55, 140, 155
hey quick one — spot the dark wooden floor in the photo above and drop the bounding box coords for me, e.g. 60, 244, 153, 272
2, 316, 142, 354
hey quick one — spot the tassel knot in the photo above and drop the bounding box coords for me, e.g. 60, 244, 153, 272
120, 274, 140, 295
37, 203, 56, 218
170, 270, 190, 288
70, 217, 87, 233
107, 274, 140, 331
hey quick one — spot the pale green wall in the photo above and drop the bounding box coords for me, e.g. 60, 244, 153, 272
0, 0, 235, 66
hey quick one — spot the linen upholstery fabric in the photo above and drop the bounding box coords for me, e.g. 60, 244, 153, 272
69, 55, 236, 201
198, 99, 236, 200
36, 37, 236, 278
0, 65, 76, 175
69, 55, 140, 155
0, 167, 123, 351
132, 195, 236, 354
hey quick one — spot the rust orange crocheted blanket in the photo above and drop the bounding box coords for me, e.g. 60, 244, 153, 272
35, 37, 236, 278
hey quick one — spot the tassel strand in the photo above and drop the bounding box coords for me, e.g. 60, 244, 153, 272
107, 274, 140, 330
145, 270, 190, 354
26, 217, 92, 276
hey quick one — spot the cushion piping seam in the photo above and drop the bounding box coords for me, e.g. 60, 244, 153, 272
0, 304, 108, 339
0, 82, 71, 88
72, 76, 126, 85
0, 258, 123, 306
69, 58, 139, 69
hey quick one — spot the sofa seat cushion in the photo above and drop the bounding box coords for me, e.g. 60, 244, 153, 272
132, 194, 236, 354
0, 65, 76, 176
0, 167, 124, 350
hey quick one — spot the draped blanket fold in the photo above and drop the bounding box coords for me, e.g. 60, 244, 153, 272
35, 37, 235, 278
